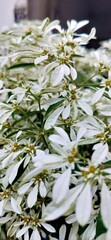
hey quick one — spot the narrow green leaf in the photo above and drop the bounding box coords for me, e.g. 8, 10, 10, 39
45, 99, 64, 118
96, 212, 107, 238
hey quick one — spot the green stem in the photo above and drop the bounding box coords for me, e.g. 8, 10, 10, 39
77, 153, 88, 162
80, 72, 99, 86
18, 107, 39, 131
38, 98, 49, 149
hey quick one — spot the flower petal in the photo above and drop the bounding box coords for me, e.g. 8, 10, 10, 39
51, 65, 64, 86
18, 181, 34, 195
34, 55, 48, 65
43, 183, 84, 221
30, 229, 41, 240
78, 100, 93, 116
59, 224, 66, 240
91, 88, 105, 104
11, 197, 22, 214
9, 158, 24, 184
70, 66, 77, 80
101, 182, 111, 229
41, 223, 56, 233
52, 167, 71, 204
92, 143, 108, 166
44, 106, 64, 130
39, 181, 47, 197
27, 184, 38, 208
62, 104, 70, 119
76, 182, 92, 226
16, 227, 29, 238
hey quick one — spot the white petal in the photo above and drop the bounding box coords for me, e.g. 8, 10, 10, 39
33, 150, 46, 162
108, 89, 111, 98
70, 66, 77, 80
34, 55, 48, 65
92, 143, 108, 166
100, 105, 111, 116
101, 182, 111, 229
31, 229, 41, 240
24, 230, 29, 240
82, 222, 96, 240
53, 167, 71, 204
96, 234, 107, 240
0, 111, 13, 125
39, 181, 47, 197
27, 184, 38, 208
41, 223, 55, 233
18, 181, 34, 195
106, 226, 111, 240
70, 127, 76, 141
102, 168, 111, 174
77, 126, 86, 141
44, 106, 64, 130
91, 88, 105, 104
74, 20, 89, 31
22, 168, 43, 181
49, 237, 58, 240
82, 27, 96, 44
16, 227, 29, 238
0, 200, 4, 216
78, 100, 93, 116
51, 65, 64, 86
59, 224, 66, 240
0, 80, 3, 89
49, 134, 67, 146
54, 126, 70, 143
2, 153, 13, 168
63, 64, 70, 76
11, 197, 22, 214
62, 104, 70, 119
9, 158, 24, 184
65, 214, 76, 224
76, 182, 92, 226
34, 154, 62, 169
16, 130, 22, 140
45, 20, 60, 34
43, 184, 84, 221
68, 223, 79, 240
0, 215, 12, 224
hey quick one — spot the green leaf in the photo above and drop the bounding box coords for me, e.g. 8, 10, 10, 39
71, 54, 84, 58
45, 99, 64, 118
104, 160, 111, 167
7, 63, 35, 70
96, 212, 107, 238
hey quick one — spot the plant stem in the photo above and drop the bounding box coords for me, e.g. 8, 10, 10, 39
80, 72, 99, 86
18, 107, 39, 131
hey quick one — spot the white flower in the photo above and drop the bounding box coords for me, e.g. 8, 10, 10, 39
43, 183, 84, 221
51, 64, 77, 86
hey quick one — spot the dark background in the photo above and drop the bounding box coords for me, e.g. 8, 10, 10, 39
28, 0, 111, 48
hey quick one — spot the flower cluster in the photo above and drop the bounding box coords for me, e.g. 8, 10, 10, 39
0, 18, 111, 240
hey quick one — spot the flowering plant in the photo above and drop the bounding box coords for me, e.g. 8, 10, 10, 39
0, 18, 111, 240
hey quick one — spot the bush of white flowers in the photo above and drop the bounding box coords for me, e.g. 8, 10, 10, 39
0, 17, 111, 240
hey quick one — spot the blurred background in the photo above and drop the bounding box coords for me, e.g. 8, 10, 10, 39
0, 0, 111, 48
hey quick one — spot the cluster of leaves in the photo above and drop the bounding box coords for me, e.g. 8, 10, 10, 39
0, 18, 111, 240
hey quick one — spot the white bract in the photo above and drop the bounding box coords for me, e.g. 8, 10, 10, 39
0, 17, 111, 240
